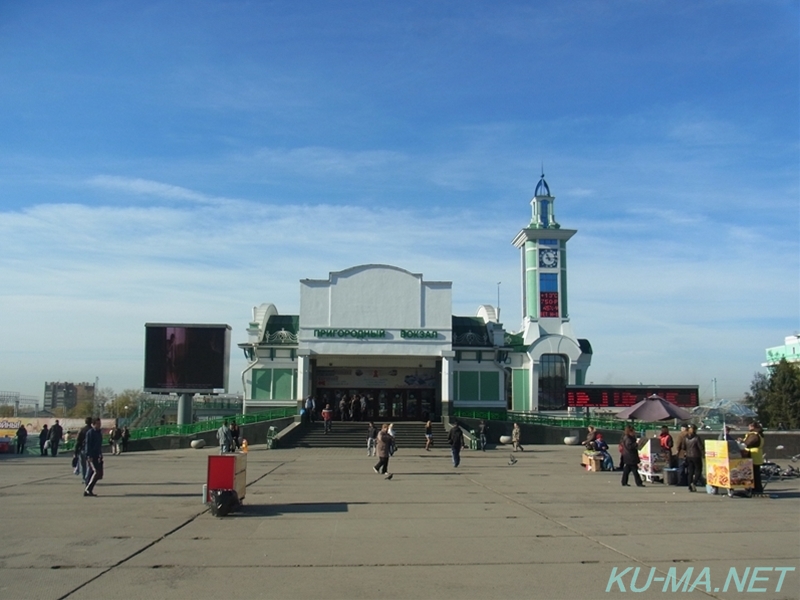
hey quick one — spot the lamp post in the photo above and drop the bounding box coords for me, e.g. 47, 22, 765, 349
124, 405, 129, 425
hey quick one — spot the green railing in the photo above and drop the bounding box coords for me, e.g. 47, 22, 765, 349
129, 407, 296, 440
63, 406, 296, 450
451, 408, 666, 431
450, 408, 509, 421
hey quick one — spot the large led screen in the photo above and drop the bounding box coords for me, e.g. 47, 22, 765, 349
144, 324, 231, 393
565, 385, 699, 408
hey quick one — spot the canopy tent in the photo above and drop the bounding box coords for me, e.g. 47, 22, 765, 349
614, 394, 693, 422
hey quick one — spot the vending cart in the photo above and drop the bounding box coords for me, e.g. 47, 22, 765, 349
206, 453, 247, 516
638, 438, 669, 483
705, 440, 754, 497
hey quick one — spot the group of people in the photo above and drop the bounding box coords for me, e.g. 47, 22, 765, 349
108, 425, 130, 455
216, 419, 241, 453
585, 421, 767, 495
304, 393, 372, 423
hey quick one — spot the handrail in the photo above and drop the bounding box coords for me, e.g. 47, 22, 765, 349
451, 408, 668, 431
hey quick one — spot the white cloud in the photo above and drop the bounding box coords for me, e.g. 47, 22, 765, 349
1, 172, 796, 403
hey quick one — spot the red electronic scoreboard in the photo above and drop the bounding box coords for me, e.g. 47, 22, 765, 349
565, 386, 699, 408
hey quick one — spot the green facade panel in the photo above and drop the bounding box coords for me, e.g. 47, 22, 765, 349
512, 368, 529, 411
479, 371, 500, 402
273, 369, 295, 400
252, 367, 296, 400
252, 369, 272, 400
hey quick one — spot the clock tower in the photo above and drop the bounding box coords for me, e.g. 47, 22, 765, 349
510, 172, 592, 411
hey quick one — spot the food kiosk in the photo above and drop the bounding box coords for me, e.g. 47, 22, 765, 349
638, 438, 669, 483
705, 440, 754, 497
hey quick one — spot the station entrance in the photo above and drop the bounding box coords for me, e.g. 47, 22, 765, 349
312, 364, 440, 422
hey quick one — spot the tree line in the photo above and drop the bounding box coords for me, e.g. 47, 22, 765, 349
745, 359, 800, 429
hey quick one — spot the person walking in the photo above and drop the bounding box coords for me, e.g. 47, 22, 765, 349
84, 418, 104, 497
111, 425, 123, 455
679, 424, 704, 492
304, 396, 316, 423
367, 422, 377, 457
48, 420, 63, 456
373, 424, 392, 477
322, 403, 333, 433
216, 420, 233, 454
15, 424, 28, 454
448, 424, 466, 468
387, 423, 396, 456
478, 420, 489, 451
39, 425, 49, 456
620, 426, 645, 487
74, 417, 93, 483
511, 423, 524, 452
424, 420, 433, 451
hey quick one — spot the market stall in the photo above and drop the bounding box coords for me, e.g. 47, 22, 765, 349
638, 438, 669, 483
705, 440, 754, 497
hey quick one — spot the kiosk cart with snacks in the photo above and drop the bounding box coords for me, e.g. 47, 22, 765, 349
638, 438, 669, 483
705, 440, 754, 497
206, 453, 247, 516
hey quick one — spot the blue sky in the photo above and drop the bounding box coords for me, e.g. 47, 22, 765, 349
1, 1, 797, 402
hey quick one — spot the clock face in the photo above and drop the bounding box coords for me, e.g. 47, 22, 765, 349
539, 248, 558, 269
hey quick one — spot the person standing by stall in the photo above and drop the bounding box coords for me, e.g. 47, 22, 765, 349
620, 426, 645, 487
741, 422, 765, 496
679, 424, 704, 492
15, 424, 28, 454
658, 426, 674, 467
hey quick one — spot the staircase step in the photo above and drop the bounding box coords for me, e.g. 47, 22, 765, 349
288, 422, 450, 449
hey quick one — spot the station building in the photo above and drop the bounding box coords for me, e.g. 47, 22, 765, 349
238, 175, 593, 419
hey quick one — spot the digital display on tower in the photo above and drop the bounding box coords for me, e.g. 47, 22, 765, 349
565, 386, 699, 408
143, 323, 231, 393
540, 292, 559, 317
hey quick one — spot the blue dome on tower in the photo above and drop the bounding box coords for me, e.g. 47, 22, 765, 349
534, 173, 551, 197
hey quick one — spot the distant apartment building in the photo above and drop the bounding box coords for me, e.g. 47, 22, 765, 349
43, 382, 95, 412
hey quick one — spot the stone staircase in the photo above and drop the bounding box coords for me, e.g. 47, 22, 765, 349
290, 420, 450, 449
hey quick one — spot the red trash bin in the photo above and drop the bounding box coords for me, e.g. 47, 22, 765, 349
206, 454, 247, 516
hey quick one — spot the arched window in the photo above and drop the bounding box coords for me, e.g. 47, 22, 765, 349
538, 354, 567, 410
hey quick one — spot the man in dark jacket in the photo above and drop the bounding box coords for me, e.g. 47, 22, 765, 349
15, 425, 28, 454
84, 418, 104, 497
39, 425, 49, 456
478, 420, 489, 452
679, 425, 705, 492
74, 417, 93, 483
620, 426, 645, 487
48, 420, 63, 456
448, 424, 466, 468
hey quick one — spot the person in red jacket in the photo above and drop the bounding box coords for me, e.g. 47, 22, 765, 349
321, 404, 333, 434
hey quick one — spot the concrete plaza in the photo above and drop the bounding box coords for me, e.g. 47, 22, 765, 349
1, 443, 798, 600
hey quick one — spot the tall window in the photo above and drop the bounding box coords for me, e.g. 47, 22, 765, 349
539, 354, 567, 410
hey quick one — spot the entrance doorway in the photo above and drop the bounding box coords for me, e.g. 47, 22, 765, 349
318, 389, 435, 421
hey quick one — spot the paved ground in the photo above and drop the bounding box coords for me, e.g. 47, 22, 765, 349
1, 444, 798, 600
